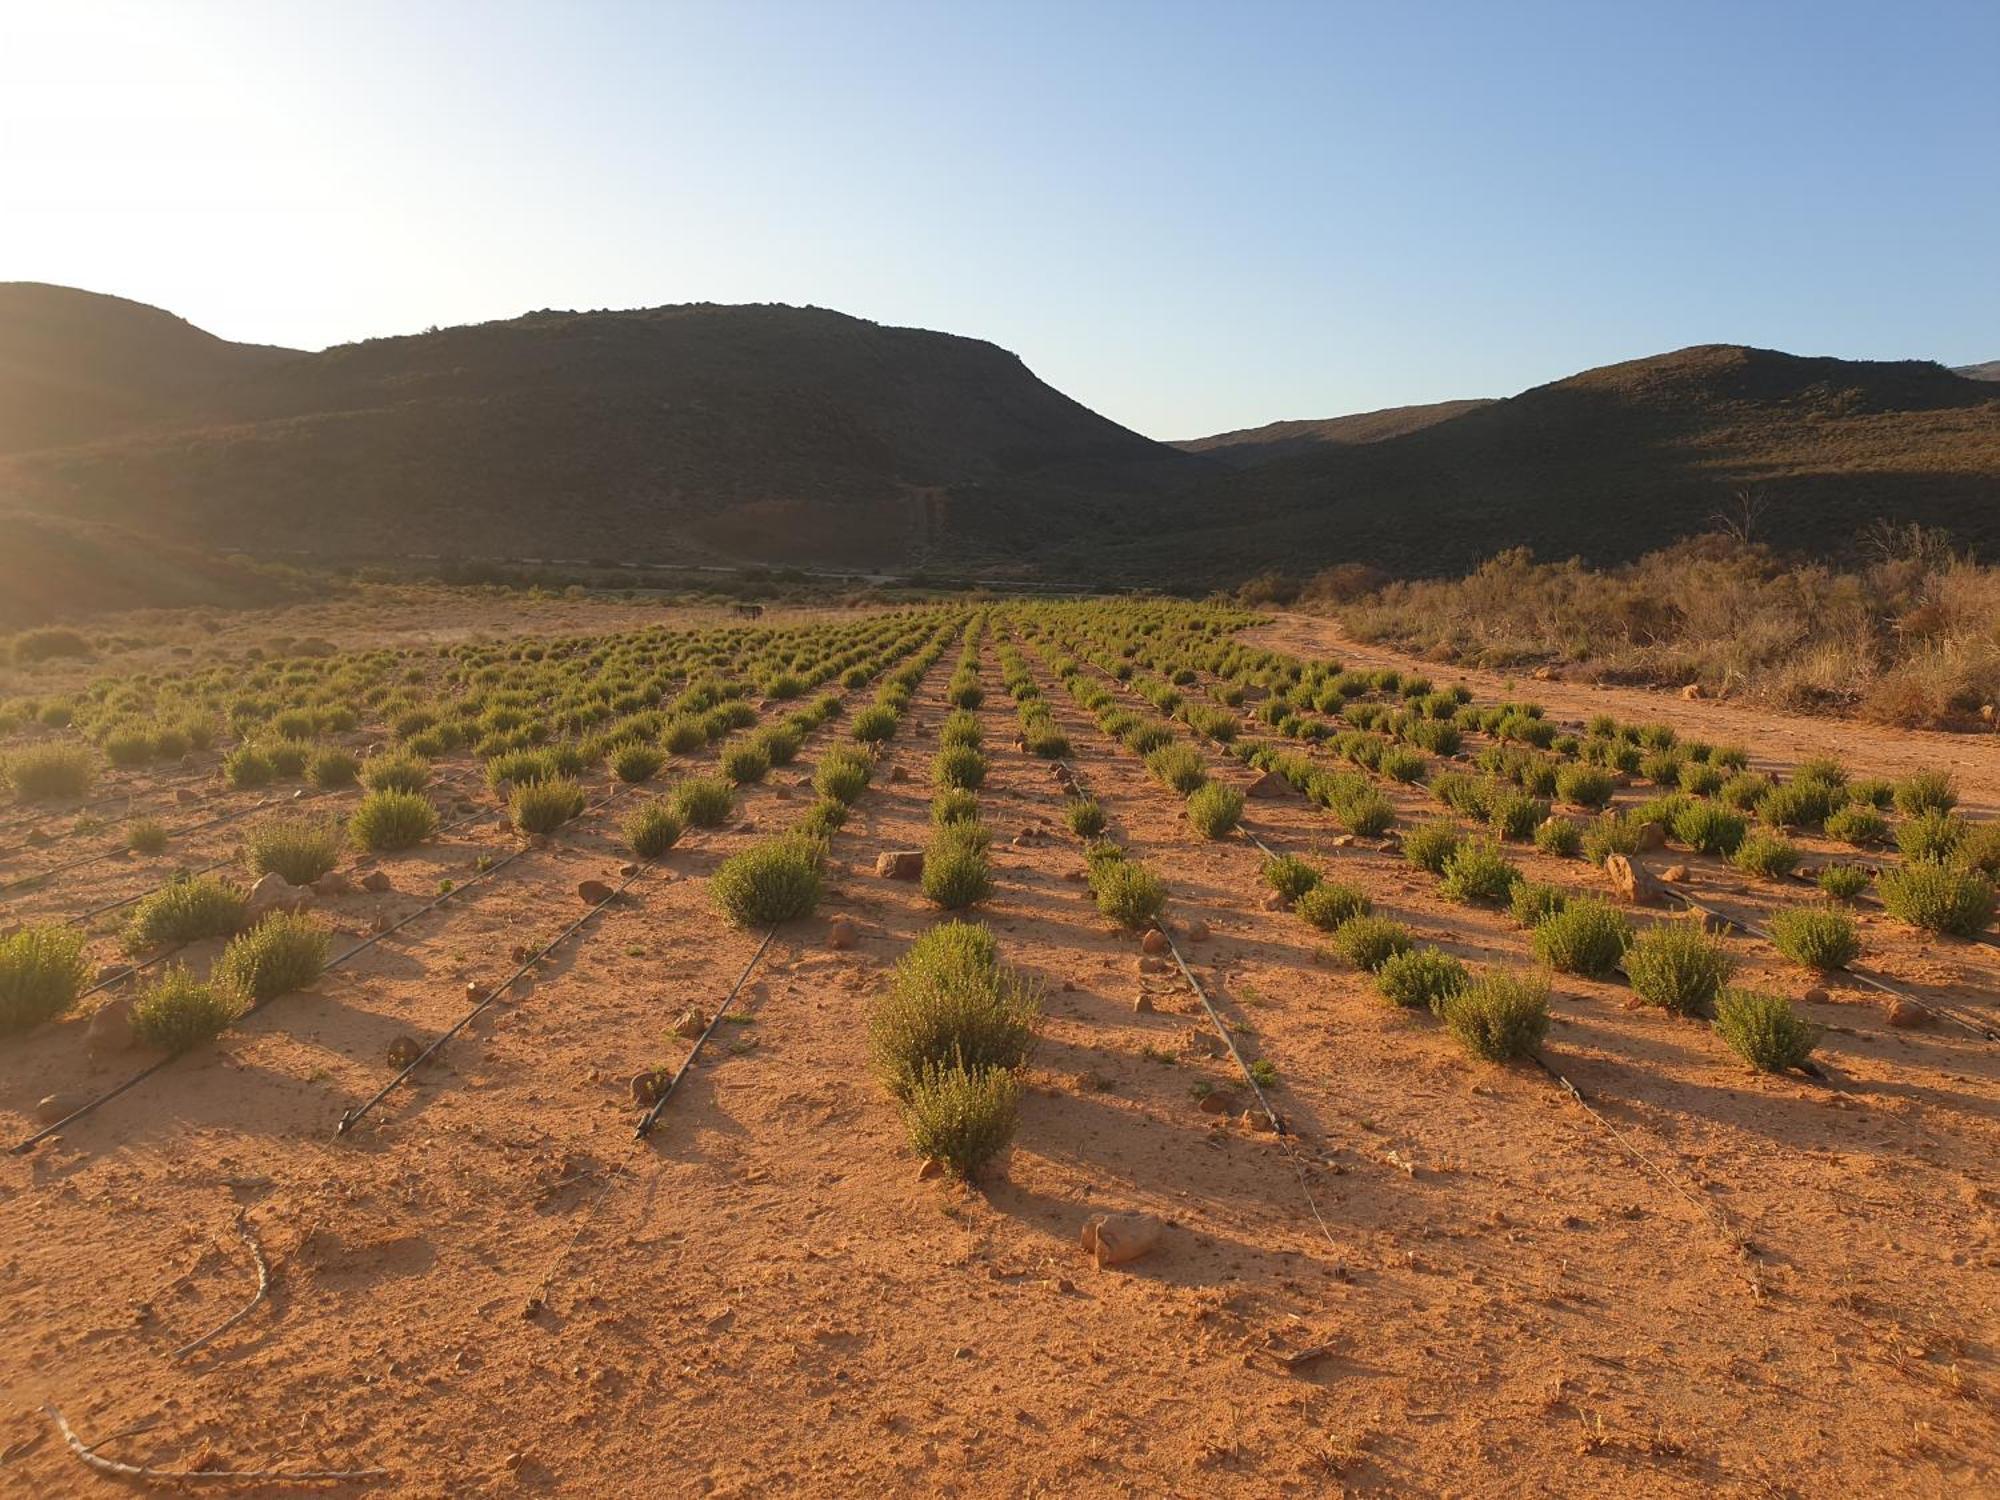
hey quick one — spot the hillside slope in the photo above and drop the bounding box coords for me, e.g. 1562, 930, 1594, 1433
1, 296, 1207, 569
1111, 345, 2000, 580
1171, 397, 1494, 467
0, 282, 300, 454
1956, 360, 2000, 382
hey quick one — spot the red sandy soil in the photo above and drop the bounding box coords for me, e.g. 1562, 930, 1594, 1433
0, 609, 1994, 1497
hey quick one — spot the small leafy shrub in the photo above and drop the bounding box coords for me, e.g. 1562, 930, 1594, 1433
129, 965, 244, 1055
1582, 811, 1643, 866
1262, 854, 1320, 902
0, 926, 90, 1034
1845, 777, 1895, 810
361, 751, 431, 794
1441, 971, 1550, 1061
1718, 772, 1772, 811
1533, 900, 1631, 977
308, 748, 360, 789
1376, 946, 1468, 1012
922, 827, 995, 910
3, 744, 98, 802
1093, 859, 1166, 929
1402, 821, 1462, 875
127, 817, 169, 855
622, 801, 684, 858
1893, 770, 1957, 817
1145, 743, 1207, 794
812, 751, 871, 805
1817, 862, 1871, 900
1956, 822, 2000, 878
264, 739, 313, 778
1534, 817, 1582, 858
1295, 882, 1372, 930
1678, 761, 1725, 797
1064, 798, 1105, 836
934, 745, 986, 791
1332, 916, 1413, 971
213, 913, 329, 1002
1624, 921, 1735, 1015
124, 875, 248, 951
900, 1064, 1021, 1180
1672, 801, 1747, 857
1378, 747, 1428, 783
869, 921, 1039, 1094
1878, 862, 1995, 937
1185, 782, 1244, 839
612, 743, 665, 783
1757, 779, 1836, 830
1823, 804, 1887, 846
1769, 904, 1861, 971
670, 775, 734, 828
223, 746, 275, 790
1487, 791, 1549, 842
1556, 764, 1615, 810
1714, 988, 1821, 1073
932, 788, 980, 826
851, 705, 899, 743
245, 816, 342, 885
511, 777, 585, 835
940, 710, 982, 748
349, 790, 437, 852
711, 835, 824, 925
720, 740, 772, 785
1895, 811, 1966, 865
1440, 840, 1519, 904
799, 796, 848, 839
1731, 831, 1801, 879
1508, 881, 1568, 928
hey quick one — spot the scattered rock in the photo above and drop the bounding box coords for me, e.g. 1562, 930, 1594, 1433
1183, 918, 1210, 943
175, 787, 200, 805
916, 1158, 944, 1181
887, 765, 908, 784
247, 871, 308, 917
1197, 1090, 1240, 1116
85, 997, 135, 1055
1241, 1110, 1278, 1134
1137, 956, 1169, 975
1245, 771, 1291, 800
1260, 889, 1289, 912
1884, 998, 1931, 1029
510, 943, 533, 964
620, 863, 640, 878
1801, 986, 1830, 1004
465, 979, 483, 1000
1133, 993, 1154, 1014
1660, 864, 1689, 884
631, 1069, 669, 1106
827, 916, 858, 950
578, 879, 617, 906
671, 1007, 709, 1040
1604, 854, 1668, 907
1634, 822, 1668, 852
1140, 929, 1170, 955
24, 827, 51, 847
1080, 1212, 1163, 1268
386, 1035, 426, 1068
360, 870, 394, 894
875, 850, 924, 880
1680, 683, 1705, 700
1532, 665, 1557, 681
34, 1093, 84, 1125
94, 962, 133, 987
313, 870, 353, 898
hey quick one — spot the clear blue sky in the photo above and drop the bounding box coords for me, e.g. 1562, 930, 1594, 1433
5, 0, 1995, 438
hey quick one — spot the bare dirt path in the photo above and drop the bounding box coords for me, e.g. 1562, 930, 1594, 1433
1249, 612, 2000, 815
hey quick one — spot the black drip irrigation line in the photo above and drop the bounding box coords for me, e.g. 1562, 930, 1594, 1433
634, 927, 778, 1138
3, 791, 312, 902
7, 795, 549, 1156
335, 844, 648, 1138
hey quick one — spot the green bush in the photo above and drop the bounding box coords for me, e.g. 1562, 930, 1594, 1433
922, 827, 995, 910
1731, 831, 1801, 880
799, 796, 848, 839
245, 815, 342, 885
934, 745, 986, 791
1508, 881, 1568, 927
1714, 988, 1821, 1073
1895, 811, 1966, 865
1375, 946, 1468, 1012
1, 743, 98, 803
1063, 798, 1105, 837
1845, 777, 1894, 810
1768, 904, 1860, 971
349, 789, 438, 852
511, 776, 586, 835
1718, 772, 1772, 811
622, 801, 684, 859
124, 875, 248, 952
1440, 971, 1550, 1061
1295, 882, 1372, 931
1893, 770, 1958, 817
129, 965, 244, 1055
851, 705, 899, 743
670, 774, 734, 828
711, 835, 824, 925
1378, 746, 1428, 783
812, 750, 871, 805
0, 925, 90, 1035
225, 746, 279, 789
1624, 920, 1735, 1015
213, 913, 329, 1002
1823, 804, 1887, 846
1956, 822, 2000, 879
1555, 764, 1615, 810
1332, 916, 1413, 971
1532, 900, 1631, 977
1672, 801, 1747, 857
940, 710, 982, 748
1093, 859, 1166, 929
719, 740, 771, 786
1439, 839, 1519, 904
869, 921, 1039, 1098
1757, 779, 1836, 830
931, 788, 980, 826
1817, 862, 1871, 900
308, 748, 360, 789
1185, 782, 1244, 839
1402, 821, 1462, 875
1261, 854, 1320, 902
1878, 862, 1995, 937
612, 743, 665, 783
1534, 817, 1583, 858
361, 751, 431, 794
1145, 743, 1207, 794
1582, 810, 1643, 866
127, 817, 169, 855
899, 1064, 1021, 1179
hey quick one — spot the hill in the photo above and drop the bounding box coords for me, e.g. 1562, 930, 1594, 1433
0, 512, 308, 629
0, 282, 300, 454
1171, 398, 1493, 467
1107, 344, 2000, 581
1956, 360, 2000, 382
0, 293, 1207, 570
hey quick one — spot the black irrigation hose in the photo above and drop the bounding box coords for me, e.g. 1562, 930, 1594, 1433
634, 927, 777, 1138
336, 852, 650, 1137
2, 791, 309, 901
